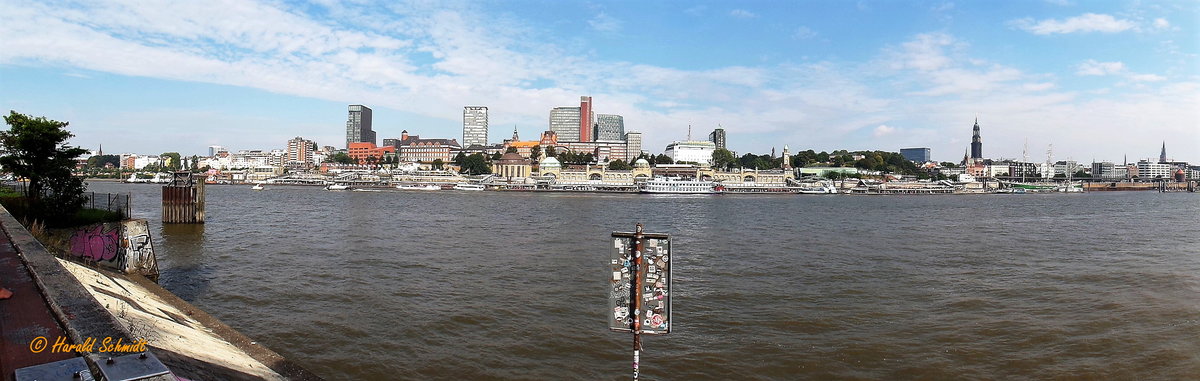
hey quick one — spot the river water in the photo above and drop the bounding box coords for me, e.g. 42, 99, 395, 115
86, 181, 1200, 380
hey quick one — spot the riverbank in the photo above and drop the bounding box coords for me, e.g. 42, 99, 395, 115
0, 204, 323, 380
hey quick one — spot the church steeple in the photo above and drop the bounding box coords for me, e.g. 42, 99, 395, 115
1160, 141, 1167, 163
512, 126, 519, 141
970, 117, 982, 161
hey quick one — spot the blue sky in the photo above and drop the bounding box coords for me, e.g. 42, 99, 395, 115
1, 0, 1196, 163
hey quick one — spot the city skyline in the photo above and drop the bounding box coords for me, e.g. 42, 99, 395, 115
0, 1, 1196, 163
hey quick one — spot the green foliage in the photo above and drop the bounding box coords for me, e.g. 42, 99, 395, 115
607, 159, 632, 170
738, 153, 777, 169
711, 148, 737, 170
545, 145, 557, 158
557, 151, 596, 165
653, 154, 673, 165
1073, 170, 1091, 178
940, 162, 958, 168
328, 152, 355, 164
490, 152, 502, 161
791, 149, 818, 168
530, 145, 542, 162
452, 152, 467, 166
432, 158, 444, 170
86, 154, 121, 168
0, 111, 89, 222
160, 152, 182, 171
505, 146, 518, 154
460, 153, 492, 175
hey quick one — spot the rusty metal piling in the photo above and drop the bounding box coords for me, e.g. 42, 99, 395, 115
162, 172, 205, 223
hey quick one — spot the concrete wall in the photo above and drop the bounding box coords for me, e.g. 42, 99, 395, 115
61, 219, 158, 278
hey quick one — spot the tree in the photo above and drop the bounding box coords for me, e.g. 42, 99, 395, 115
653, 154, 673, 165
490, 152, 502, 161
87, 154, 121, 169
940, 162, 958, 168
431, 159, 444, 170
1073, 170, 1091, 178
452, 152, 467, 166
460, 153, 491, 175
160, 152, 182, 171
505, 146, 518, 154
530, 145, 542, 162
0, 111, 89, 220
608, 159, 632, 170
329, 152, 355, 164
545, 145, 557, 158
711, 148, 736, 170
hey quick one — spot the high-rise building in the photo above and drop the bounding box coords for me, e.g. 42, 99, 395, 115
550, 107, 581, 142
579, 96, 594, 142
346, 104, 375, 148
463, 106, 488, 148
900, 148, 931, 163
970, 118, 983, 160
208, 145, 226, 157
286, 137, 315, 167
595, 114, 625, 141
624, 131, 642, 160
708, 128, 726, 150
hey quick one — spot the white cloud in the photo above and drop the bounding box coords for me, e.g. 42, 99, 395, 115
1076, 60, 1126, 76
1074, 60, 1167, 82
1153, 18, 1170, 30
589, 12, 621, 33
0, 1, 1194, 162
1129, 73, 1166, 82
873, 125, 897, 137
729, 9, 757, 19
793, 26, 818, 40
1012, 13, 1136, 35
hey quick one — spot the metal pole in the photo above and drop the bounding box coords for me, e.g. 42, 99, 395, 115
631, 223, 644, 381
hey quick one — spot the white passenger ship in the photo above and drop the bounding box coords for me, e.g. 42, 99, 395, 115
639, 177, 722, 194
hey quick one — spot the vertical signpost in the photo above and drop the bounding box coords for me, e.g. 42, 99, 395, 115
610, 223, 671, 380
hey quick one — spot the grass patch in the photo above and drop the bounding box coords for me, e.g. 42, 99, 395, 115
0, 195, 124, 228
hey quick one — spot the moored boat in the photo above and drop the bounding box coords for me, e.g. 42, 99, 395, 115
325, 183, 350, 191
639, 177, 721, 194
453, 183, 485, 191
397, 184, 441, 191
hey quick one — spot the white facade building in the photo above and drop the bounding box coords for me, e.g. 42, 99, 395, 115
665, 140, 716, 166
463, 106, 488, 148
1137, 160, 1172, 180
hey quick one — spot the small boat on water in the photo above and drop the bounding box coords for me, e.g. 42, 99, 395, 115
397, 184, 441, 191
251, 184, 265, 191
325, 184, 351, 191
453, 183, 485, 191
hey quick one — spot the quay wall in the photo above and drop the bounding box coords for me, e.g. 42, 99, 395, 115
0, 204, 323, 381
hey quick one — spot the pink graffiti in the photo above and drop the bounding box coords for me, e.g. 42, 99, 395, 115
69, 224, 120, 262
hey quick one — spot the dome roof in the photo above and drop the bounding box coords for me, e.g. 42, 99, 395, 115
634, 158, 651, 168
540, 156, 561, 168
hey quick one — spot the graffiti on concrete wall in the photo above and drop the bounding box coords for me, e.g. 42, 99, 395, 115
63, 220, 158, 278
68, 223, 122, 265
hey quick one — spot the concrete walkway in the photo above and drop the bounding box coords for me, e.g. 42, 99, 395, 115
0, 229, 77, 381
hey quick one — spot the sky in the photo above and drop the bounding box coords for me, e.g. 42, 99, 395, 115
1, 0, 1197, 163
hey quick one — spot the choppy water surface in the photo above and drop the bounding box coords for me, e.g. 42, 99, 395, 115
87, 181, 1200, 380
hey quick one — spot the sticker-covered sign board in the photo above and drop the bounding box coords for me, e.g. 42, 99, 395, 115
609, 233, 671, 334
